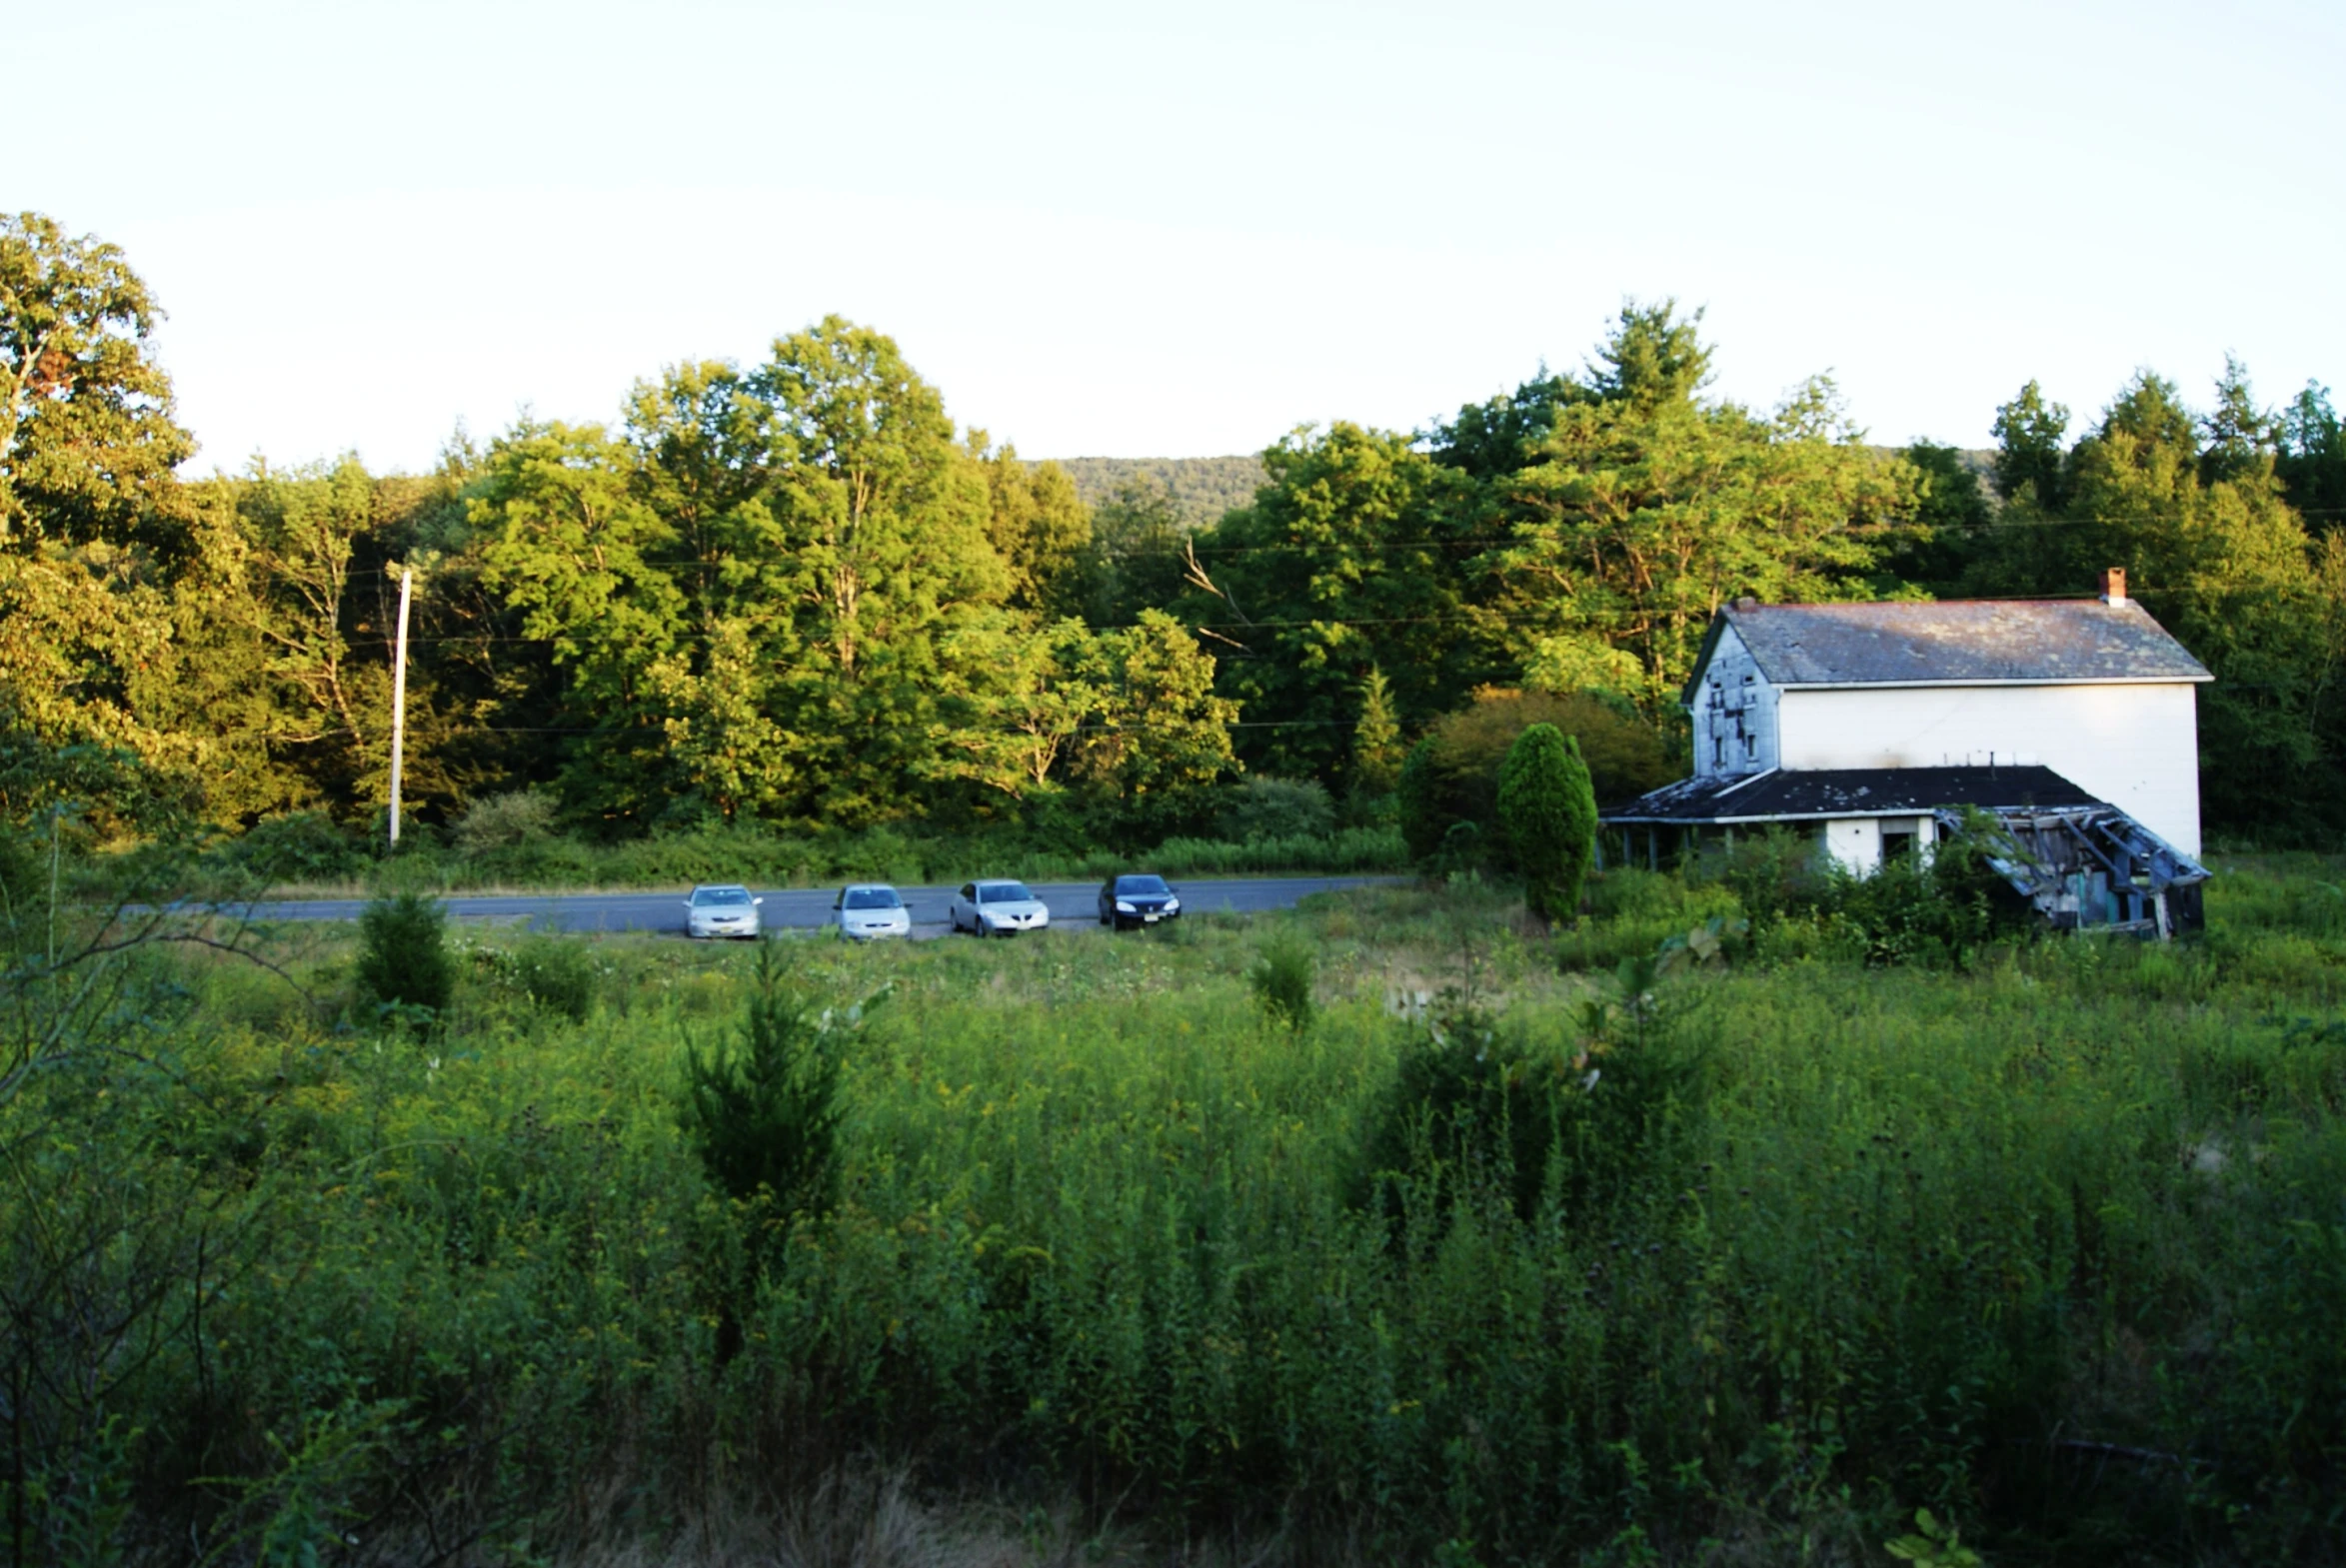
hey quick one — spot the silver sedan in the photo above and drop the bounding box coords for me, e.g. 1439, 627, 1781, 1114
684, 883, 762, 938
834, 883, 912, 939
948, 879, 1051, 937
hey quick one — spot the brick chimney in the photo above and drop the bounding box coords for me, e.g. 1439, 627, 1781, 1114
2098, 567, 2126, 607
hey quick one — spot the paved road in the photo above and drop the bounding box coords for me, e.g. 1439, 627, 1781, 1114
239, 876, 1396, 938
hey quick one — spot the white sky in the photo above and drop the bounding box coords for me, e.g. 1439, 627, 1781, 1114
19, 0, 2344, 475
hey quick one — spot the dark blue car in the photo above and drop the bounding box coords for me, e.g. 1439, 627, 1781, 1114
1098, 872, 1181, 930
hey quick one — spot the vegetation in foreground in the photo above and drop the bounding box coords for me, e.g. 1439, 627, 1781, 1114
6, 840, 2345, 1566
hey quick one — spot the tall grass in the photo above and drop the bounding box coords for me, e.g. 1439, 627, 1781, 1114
8, 861, 2345, 1562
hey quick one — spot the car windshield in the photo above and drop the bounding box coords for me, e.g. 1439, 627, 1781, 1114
980, 882, 1034, 903
844, 887, 901, 910
693, 886, 752, 906
1115, 875, 1170, 895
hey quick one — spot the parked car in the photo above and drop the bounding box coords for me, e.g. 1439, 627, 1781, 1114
949, 879, 1050, 936
1098, 872, 1181, 930
684, 883, 762, 939
835, 883, 911, 939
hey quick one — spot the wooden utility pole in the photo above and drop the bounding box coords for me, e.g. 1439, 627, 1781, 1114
388, 567, 413, 849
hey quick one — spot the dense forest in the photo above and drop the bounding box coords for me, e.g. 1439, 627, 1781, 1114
1048, 454, 1268, 529
7, 209, 2345, 856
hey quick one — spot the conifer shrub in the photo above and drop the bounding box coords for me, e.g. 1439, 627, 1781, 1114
1498, 723, 1596, 920
355, 891, 455, 1015
681, 942, 879, 1218
1396, 737, 1448, 862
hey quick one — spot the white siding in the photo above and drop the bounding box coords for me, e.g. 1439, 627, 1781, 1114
1819, 815, 1935, 874
1692, 626, 1778, 780
1776, 683, 2203, 854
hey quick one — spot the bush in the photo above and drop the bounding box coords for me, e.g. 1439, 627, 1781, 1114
1397, 738, 1447, 862
1247, 933, 1315, 1031
454, 788, 559, 855
510, 932, 599, 1021
681, 942, 879, 1218
1359, 966, 1709, 1234
233, 810, 366, 884
355, 891, 455, 1015
1498, 724, 1596, 921
1216, 776, 1336, 843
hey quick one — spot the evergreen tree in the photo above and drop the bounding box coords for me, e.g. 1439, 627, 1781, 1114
2278, 382, 2346, 533
1396, 737, 1447, 863
1351, 666, 1402, 794
1498, 723, 1595, 922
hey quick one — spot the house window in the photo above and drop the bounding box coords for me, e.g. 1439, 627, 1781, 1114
1712, 737, 1724, 767
1882, 827, 1917, 861
1744, 733, 1756, 761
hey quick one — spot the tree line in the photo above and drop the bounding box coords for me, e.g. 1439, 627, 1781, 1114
6, 208, 2344, 849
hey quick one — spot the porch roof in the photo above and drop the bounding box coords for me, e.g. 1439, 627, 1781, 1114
1600, 765, 2102, 825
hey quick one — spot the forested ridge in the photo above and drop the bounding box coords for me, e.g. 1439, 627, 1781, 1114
8, 209, 2346, 859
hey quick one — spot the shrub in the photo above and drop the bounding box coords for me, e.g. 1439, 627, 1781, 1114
1396, 738, 1447, 862
1498, 724, 1596, 921
1216, 776, 1336, 843
1361, 959, 1711, 1231
355, 891, 455, 1015
1247, 934, 1315, 1031
681, 942, 879, 1218
510, 932, 598, 1021
1429, 688, 1676, 819
233, 810, 366, 884
454, 787, 560, 854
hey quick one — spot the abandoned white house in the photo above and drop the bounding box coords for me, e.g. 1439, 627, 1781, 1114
1600, 571, 2214, 933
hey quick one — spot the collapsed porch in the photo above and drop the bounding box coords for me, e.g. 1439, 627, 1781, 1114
1599, 765, 2209, 936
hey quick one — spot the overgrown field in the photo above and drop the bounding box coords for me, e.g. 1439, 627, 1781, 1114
7, 859, 2346, 1565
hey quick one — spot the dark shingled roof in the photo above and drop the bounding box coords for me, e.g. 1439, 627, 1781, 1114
1600, 766, 2102, 824
1694, 599, 2211, 698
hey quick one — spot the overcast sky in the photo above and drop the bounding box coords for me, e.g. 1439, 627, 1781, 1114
21, 0, 2344, 475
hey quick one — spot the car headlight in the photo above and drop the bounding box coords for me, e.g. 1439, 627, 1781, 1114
1116, 899, 1137, 912
1164, 897, 1179, 911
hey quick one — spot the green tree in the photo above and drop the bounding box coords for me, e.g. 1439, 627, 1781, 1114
2277, 382, 2346, 531
1076, 477, 1192, 629
973, 437, 1092, 617
1498, 723, 1594, 921
0, 215, 196, 784
2200, 354, 2275, 488
1185, 422, 1485, 778
751, 317, 1007, 824
1879, 441, 1991, 597
1482, 308, 1915, 714
1989, 379, 2071, 510
1068, 610, 1239, 828
0, 213, 192, 555
1351, 665, 1402, 794
476, 420, 690, 823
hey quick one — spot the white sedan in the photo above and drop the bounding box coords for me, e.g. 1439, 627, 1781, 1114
683, 883, 762, 938
949, 879, 1051, 937
834, 883, 912, 939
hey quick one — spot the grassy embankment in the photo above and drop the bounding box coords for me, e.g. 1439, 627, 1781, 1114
249, 824, 1409, 899
8, 857, 2345, 1565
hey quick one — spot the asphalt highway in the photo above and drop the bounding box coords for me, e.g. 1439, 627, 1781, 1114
238, 875, 1396, 937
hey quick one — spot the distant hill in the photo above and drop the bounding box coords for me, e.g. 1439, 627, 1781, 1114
1042, 448, 1993, 529
1041, 456, 1268, 529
